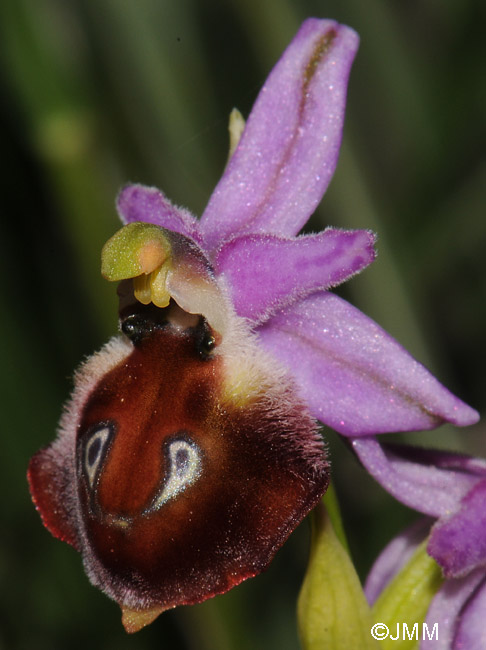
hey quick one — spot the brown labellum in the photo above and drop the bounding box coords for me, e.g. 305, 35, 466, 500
28, 299, 329, 632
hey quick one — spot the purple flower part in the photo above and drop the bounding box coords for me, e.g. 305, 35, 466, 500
351, 438, 485, 517
453, 576, 486, 650
396, 447, 486, 477
364, 518, 432, 605
199, 19, 359, 251
421, 570, 485, 649
427, 479, 486, 579
117, 184, 203, 245
256, 292, 479, 436
214, 229, 376, 322
113, 21, 477, 441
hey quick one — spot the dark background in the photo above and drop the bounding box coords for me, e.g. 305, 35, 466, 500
1, 1, 484, 648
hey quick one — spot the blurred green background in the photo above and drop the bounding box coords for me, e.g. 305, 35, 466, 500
1, 0, 484, 648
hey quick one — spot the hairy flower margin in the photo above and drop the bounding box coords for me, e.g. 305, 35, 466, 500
29, 17, 482, 639
114, 19, 478, 439
113, 14, 480, 625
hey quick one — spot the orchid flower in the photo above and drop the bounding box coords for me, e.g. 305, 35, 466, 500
28, 17, 479, 633
364, 446, 486, 649
109, 18, 478, 439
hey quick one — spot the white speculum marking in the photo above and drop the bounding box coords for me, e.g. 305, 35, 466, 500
85, 426, 112, 488
151, 439, 202, 510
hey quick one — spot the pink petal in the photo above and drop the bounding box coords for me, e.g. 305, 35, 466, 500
256, 292, 479, 435
214, 229, 375, 322
351, 439, 484, 517
428, 479, 486, 578
421, 571, 485, 649
364, 518, 431, 605
117, 184, 202, 244
200, 19, 359, 251
453, 577, 486, 650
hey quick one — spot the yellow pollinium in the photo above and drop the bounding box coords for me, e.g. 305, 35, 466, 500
101, 222, 173, 307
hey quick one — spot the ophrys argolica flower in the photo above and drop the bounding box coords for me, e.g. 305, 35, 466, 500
27, 18, 479, 633
364, 446, 486, 649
